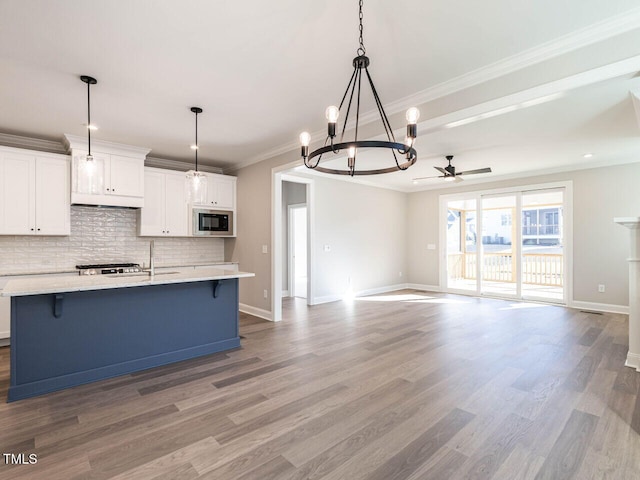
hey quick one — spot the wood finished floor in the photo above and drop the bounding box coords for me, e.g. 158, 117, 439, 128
1, 290, 639, 479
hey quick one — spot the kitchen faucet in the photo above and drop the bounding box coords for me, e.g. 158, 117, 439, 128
149, 240, 155, 277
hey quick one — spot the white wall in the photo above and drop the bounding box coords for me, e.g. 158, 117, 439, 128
310, 175, 407, 302
407, 162, 640, 307
0, 206, 224, 275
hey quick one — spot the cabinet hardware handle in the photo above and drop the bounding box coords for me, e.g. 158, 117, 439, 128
37, 228, 40, 231
30, 228, 34, 231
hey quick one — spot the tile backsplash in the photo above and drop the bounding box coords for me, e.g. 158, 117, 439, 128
0, 206, 224, 275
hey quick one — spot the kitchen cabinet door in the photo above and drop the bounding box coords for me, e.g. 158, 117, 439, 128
139, 168, 188, 237
108, 155, 144, 198
139, 170, 165, 236
203, 174, 236, 210
0, 153, 34, 234
164, 173, 188, 236
35, 157, 70, 235
212, 176, 235, 210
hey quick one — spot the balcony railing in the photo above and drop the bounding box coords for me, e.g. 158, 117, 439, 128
447, 252, 563, 286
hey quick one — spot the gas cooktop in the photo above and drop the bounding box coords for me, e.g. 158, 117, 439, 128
76, 263, 143, 276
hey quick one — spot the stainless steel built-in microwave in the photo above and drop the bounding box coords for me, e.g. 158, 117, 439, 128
192, 208, 234, 236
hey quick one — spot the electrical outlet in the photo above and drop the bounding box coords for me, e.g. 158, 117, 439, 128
262, 245, 268, 254
323, 244, 331, 252
263, 289, 268, 299
399, 271, 403, 277
598, 284, 605, 293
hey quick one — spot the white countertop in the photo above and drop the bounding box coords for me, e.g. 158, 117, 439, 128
1, 267, 254, 297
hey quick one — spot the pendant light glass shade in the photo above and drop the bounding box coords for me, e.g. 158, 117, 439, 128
186, 107, 208, 204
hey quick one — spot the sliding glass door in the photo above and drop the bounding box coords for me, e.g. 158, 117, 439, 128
521, 189, 564, 302
480, 194, 518, 298
443, 186, 567, 304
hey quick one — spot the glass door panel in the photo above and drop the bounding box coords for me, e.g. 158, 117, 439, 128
521, 189, 564, 302
481, 195, 517, 297
446, 198, 477, 292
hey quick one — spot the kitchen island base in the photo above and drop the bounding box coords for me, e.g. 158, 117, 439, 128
9, 278, 240, 402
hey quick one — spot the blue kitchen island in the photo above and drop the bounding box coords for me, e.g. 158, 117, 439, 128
1, 267, 254, 402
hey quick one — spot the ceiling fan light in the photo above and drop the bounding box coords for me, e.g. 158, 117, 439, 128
444, 175, 455, 182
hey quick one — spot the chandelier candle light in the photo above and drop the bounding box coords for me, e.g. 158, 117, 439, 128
80, 75, 98, 162
299, 0, 419, 176
185, 107, 208, 203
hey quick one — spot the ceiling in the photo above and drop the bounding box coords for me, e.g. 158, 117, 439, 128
1, 1, 640, 191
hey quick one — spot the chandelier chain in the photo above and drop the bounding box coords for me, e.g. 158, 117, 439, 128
358, 0, 365, 55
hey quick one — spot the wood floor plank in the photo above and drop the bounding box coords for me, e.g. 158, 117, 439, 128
534, 409, 599, 480
406, 447, 468, 480
365, 408, 474, 480
459, 412, 534, 480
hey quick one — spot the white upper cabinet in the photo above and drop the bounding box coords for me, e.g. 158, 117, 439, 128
193, 173, 236, 210
64, 134, 149, 208
0, 147, 70, 236
139, 168, 188, 237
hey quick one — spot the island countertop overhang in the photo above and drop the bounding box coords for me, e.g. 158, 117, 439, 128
1, 267, 255, 297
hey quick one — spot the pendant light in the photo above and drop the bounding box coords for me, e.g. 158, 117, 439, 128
185, 107, 208, 203
80, 75, 98, 162
299, 0, 419, 176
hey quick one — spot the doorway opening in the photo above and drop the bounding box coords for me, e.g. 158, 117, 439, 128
288, 204, 308, 299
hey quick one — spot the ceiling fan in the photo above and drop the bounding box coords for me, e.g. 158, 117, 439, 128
413, 155, 492, 183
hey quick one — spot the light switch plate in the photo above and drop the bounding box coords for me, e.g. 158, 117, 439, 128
262, 245, 268, 254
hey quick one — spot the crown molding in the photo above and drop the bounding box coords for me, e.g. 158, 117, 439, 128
0, 132, 66, 154
145, 156, 223, 174
63, 134, 151, 158
231, 7, 640, 172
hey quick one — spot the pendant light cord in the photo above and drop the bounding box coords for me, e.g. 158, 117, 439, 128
87, 81, 92, 156
357, 0, 366, 56
195, 111, 198, 172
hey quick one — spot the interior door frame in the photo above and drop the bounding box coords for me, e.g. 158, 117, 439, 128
439, 180, 572, 305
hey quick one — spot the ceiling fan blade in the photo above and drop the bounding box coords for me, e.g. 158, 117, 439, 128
433, 166, 447, 175
412, 175, 444, 181
457, 167, 492, 176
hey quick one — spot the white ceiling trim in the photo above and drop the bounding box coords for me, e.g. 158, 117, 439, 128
382, 6, 640, 116
417, 54, 640, 134
229, 7, 640, 173
0, 132, 67, 155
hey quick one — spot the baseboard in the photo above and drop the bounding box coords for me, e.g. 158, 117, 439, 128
239, 303, 273, 322
570, 300, 629, 315
313, 283, 416, 305
406, 283, 442, 293
312, 294, 343, 305
625, 352, 640, 372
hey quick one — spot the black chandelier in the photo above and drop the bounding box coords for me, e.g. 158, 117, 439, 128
299, 0, 419, 176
